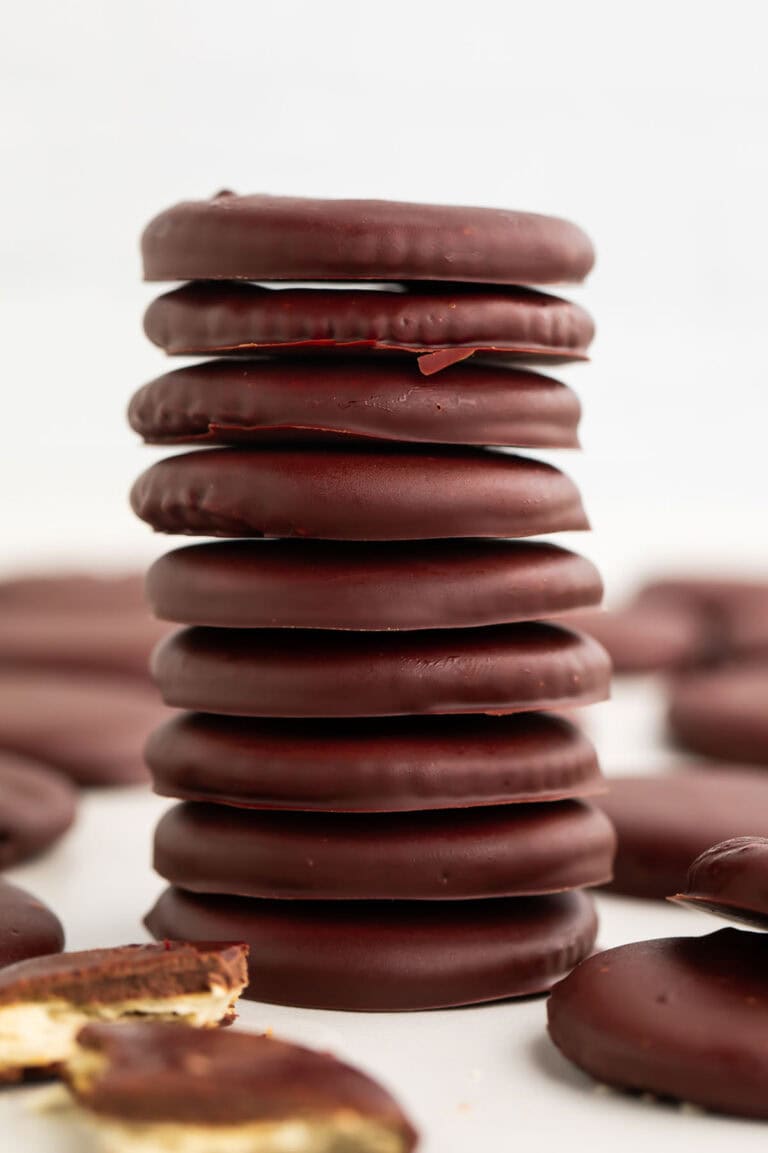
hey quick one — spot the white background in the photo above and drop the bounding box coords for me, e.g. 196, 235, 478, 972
2, 3, 768, 1151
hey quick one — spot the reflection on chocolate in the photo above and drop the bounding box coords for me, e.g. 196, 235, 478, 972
672, 836, 768, 928
0, 881, 63, 970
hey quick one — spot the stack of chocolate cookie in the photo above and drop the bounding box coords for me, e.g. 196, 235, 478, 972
130, 193, 613, 1010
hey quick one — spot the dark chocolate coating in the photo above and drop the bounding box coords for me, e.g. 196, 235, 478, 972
142, 192, 594, 286
560, 604, 709, 674
146, 711, 603, 812
152, 623, 610, 718
145, 888, 598, 1010
143, 282, 594, 369
0, 942, 247, 1009
0, 572, 145, 613
672, 836, 768, 928
0, 753, 77, 868
154, 799, 615, 901
547, 929, 768, 1119
668, 664, 768, 765
0, 881, 64, 969
131, 446, 588, 541
594, 770, 768, 899
638, 577, 768, 661
71, 1021, 417, 1148
0, 670, 165, 785
128, 357, 582, 448
146, 540, 602, 631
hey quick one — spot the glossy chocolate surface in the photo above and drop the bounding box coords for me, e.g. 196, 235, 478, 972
548, 929, 768, 1119
147, 711, 602, 812
154, 799, 615, 900
145, 888, 598, 1010
672, 836, 768, 927
0, 753, 76, 868
0, 881, 64, 969
143, 282, 594, 370
152, 622, 610, 718
146, 540, 602, 631
142, 192, 594, 286
131, 446, 588, 541
668, 664, 768, 765
595, 770, 768, 898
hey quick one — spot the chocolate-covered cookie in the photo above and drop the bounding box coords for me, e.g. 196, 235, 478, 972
142, 191, 594, 286
152, 623, 610, 718
66, 1021, 417, 1151
0, 881, 63, 969
0, 752, 77, 867
560, 603, 709, 674
668, 664, 768, 765
0, 572, 145, 613
594, 770, 768, 898
131, 446, 587, 541
638, 576, 768, 661
146, 540, 602, 631
146, 887, 598, 1010
547, 929, 768, 1119
146, 711, 602, 812
672, 836, 768, 928
0, 609, 167, 681
129, 357, 583, 448
154, 799, 614, 901
144, 282, 594, 372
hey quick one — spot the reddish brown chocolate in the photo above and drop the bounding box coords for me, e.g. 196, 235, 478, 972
143, 283, 594, 372
69, 1021, 418, 1149
146, 887, 598, 1010
547, 929, 768, 1119
147, 711, 603, 812
672, 836, 768, 928
154, 800, 615, 901
152, 623, 610, 718
146, 540, 602, 631
0, 609, 167, 681
638, 576, 768, 661
0, 881, 64, 969
131, 447, 588, 541
129, 357, 582, 448
0, 572, 145, 613
142, 192, 594, 286
560, 603, 709, 674
0, 671, 166, 785
594, 770, 768, 899
0, 942, 248, 1011
668, 664, 768, 765
0, 752, 77, 867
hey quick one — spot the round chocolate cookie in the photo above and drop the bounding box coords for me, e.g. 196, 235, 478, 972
147, 711, 603, 812
146, 541, 602, 631
672, 836, 768, 928
0, 881, 64, 969
0, 609, 167, 681
129, 358, 582, 449
668, 664, 768, 765
548, 929, 768, 1119
152, 623, 610, 718
131, 447, 588, 541
560, 603, 709, 674
143, 283, 594, 373
638, 577, 768, 661
594, 770, 768, 899
145, 887, 598, 1010
0, 572, 145, 613
0, 752, 77, 867
154, 799, 615, 901
0, 671, 165, 786
142, 192, 595, 286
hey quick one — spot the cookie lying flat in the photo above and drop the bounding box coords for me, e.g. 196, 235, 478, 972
637, 576, 768, 661
668, 663, 768, 765
0, 671, 165, 785
0, 881, 63, 970
129, 357, 583, 448
672, 836, 768, 928
152, 623, 611, 718
66, 1021, 418, 1153
146, 711, 603, 812
547, 929, 768, 1119
153, 799, 615, 901
144, 282, 594, 374
131, 446, 587, 541
142, 190, 594, 285
0, 942, 248, 1082
0, 610, 167, 681
146, 540, 602, 631
560, 603, 709, 674
0, 752, 76, 867
146, 888, 597, 1011
595, 771, 768, 898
